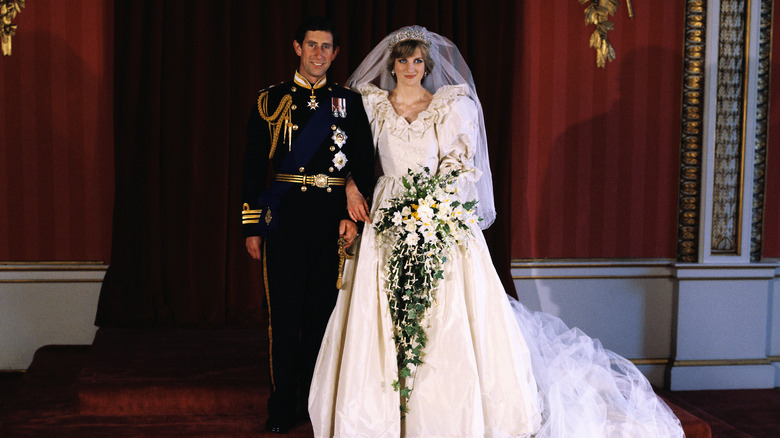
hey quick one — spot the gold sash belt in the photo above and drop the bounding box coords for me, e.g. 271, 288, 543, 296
275, 173, 346, 190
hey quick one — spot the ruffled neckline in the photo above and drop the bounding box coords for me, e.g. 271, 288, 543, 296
360, 83, 469, 136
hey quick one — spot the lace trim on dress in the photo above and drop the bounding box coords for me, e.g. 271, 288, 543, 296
359, 83, 471, 137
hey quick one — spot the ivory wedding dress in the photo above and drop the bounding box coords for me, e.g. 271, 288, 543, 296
308, 83, 685, 438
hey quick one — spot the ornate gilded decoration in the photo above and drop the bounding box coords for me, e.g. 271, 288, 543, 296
677, 0, 707, 262
241, 203, 262, 225
750, 0, 773, 261
336, 237, 354, 289
710, 0, 749, 254
1, 0, 25, 56
313, 174, 328, 189
274, 173, 346, 190
257, 92, 293, 159
579, 0, 634, 68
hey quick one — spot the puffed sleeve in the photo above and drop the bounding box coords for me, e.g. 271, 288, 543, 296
435, 87, 482, 203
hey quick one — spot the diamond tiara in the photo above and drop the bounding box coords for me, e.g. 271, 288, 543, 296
387, 26, 431, 51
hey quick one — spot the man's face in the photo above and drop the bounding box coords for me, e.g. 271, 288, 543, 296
293, 30, 339, 84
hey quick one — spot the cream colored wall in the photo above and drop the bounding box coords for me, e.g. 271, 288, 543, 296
1, 260, 777, 391
512, 259, 780, 389
0, 264, 103, 370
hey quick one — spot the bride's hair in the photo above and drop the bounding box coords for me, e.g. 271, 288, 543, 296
386, 40, 435, 78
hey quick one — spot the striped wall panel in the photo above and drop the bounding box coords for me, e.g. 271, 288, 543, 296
764, 0, 780, 258
0, 0, 113, 262
510, 1, 686, 259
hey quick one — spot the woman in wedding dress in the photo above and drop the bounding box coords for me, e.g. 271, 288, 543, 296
308, 26, 685, 438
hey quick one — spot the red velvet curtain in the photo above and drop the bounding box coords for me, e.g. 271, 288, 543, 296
96, 0, 520, 327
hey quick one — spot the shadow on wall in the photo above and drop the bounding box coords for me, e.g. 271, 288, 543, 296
516, 45, 682, 358
1, 29, 113, 262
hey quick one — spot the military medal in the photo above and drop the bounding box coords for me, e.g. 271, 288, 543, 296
331, 128, 347, 148
331, 97, 346, 118
332, 151, 348, 170
307, 94, 319, 110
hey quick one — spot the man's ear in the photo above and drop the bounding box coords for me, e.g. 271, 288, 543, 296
331, 46, 340, 60
293, 40, 302, 56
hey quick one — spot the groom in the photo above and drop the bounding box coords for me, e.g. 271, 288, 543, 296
241, 16, 375, 434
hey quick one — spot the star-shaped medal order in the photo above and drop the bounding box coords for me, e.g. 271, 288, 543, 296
332, 151, 348, 170
307, 96, 319, 110
331, 128, 347, 148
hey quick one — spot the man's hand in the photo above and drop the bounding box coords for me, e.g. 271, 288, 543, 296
339, 219, 358, 248
346, 177, 370, 223
245, 236, 262, 260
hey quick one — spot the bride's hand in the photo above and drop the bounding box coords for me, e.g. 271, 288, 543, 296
346, 177, 371, 223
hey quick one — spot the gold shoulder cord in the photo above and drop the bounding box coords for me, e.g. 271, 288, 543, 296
257, 91, 293, 159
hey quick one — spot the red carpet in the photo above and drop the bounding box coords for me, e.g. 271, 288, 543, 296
659, 388, 780, 438
78, 328, 265, 416
0, 328, 715, 437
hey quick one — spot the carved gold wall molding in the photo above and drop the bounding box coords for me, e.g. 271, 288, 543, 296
1, 0, 25, 56
678, 0, 773, 262
579, 0, 634, 68
677, 0, 707, 262
750, 0, 773, 261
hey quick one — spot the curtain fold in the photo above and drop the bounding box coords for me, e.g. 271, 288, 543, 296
96, 0, 520, 327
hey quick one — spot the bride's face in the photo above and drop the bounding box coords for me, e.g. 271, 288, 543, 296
393, 48, 426, 87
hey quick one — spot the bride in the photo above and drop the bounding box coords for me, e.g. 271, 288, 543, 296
308, 26, 685, 438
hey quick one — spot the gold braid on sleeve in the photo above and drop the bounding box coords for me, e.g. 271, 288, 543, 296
257, 91, 293, 159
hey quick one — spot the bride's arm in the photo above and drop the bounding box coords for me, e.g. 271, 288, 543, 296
437, 93, 481, 202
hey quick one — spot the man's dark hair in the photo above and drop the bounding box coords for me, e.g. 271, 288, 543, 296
294, 16, 339, 47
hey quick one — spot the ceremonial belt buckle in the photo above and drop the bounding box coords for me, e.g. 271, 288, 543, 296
309, 174, 329, 189
274, 173, 346, 190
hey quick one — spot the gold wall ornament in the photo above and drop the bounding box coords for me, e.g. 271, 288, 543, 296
579, 0, 634, 68
677, 0, 707, 263
1, 0, 25, 56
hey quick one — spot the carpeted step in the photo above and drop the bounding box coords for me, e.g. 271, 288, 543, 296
76, 328, 268, 416
0, 343, 313, 437
657, 395, 712, 438
2, 332, 733, 438
657, 389, 754, 438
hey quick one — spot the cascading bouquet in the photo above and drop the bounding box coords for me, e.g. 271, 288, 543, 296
373, 167, 481, 415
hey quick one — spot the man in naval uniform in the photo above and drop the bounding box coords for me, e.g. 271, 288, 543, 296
241, 16, 375, 434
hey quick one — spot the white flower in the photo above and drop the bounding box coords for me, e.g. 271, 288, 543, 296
401, 206, 412, 217
392, 211, 404, 226
438, 202, 453, 218
404, 218, 418, 233
452, 205, 466, 219
404, 232, 420, 246
422, 227, 438, 243
416, 204, 434, 223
